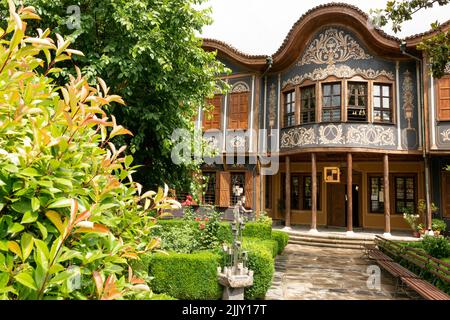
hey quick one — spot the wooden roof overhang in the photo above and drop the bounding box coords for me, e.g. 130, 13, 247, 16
202, 3, 450, 73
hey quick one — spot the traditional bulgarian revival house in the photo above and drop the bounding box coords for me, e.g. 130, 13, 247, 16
199, 3, 450, 234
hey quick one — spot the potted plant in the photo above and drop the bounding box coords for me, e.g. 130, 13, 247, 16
431, 219, 447, 236
417, 223, 426, 235
402, 207, 420, 237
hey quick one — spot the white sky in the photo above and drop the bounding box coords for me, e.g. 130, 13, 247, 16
199, 0, 450, 55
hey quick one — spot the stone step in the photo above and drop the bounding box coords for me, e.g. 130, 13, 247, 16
288, 240, 363, 250
288, 235, 373, 246
285, 231, 375, 241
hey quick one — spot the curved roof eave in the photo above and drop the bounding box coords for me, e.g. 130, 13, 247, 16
201, 3, 450, 73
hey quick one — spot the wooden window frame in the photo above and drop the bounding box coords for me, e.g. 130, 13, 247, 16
300, 84, 317, 124
373, 82, 394, 124
230, 172, 246, 206
203, 172, 217, 205
228, 92, 249, 130
283, 89, 296, 128
347, 81, 369, 123
436, 75, 450, 122
302, 174, 321, 211
203, 95, 222, 130
321, 80, 342, 123
393, 174, 417, 214
368, 175, 385, 214
281, 173, 321, 211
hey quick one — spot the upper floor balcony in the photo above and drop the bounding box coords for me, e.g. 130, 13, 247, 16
277, 72, 420, 152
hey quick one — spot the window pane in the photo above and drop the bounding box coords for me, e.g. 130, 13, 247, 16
323, 97, 331, 107
382, 112, 390, 121
374, 111, 381, 121
349, 96, 356, 106
358, 96, 366, 107
323, 85, 331, 96
373, 85, 380, 97
332, 96, 341, 107
374, 97, 381, 108
333, 84, 341, 95
383, 86, 390, 97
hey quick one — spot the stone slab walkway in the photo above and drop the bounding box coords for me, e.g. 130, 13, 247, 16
265, 244, 420, 300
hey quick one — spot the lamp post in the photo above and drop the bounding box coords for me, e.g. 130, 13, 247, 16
217, 186, 254, 300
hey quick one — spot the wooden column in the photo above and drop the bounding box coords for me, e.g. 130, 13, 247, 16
383, 154, 391, 234
285, 156, 291, 228
311, 153, 317, 230
347, 153, 353, 232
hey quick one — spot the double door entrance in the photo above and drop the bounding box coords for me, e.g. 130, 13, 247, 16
327, 170, 362, 228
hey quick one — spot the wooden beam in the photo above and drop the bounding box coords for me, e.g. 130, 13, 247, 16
285, 156, 291, 228
384, 154, 391, 234
311, 153, 317, 230
347, 153, 353, 232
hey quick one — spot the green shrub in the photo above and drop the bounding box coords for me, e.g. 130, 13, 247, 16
243, 222, 272, 240
272, 231, 289, 254
158, 223, 199, 254
0, 5, 178, 300
421, 236, 450, 259
242, 241, 275, 300
432, 219, 447, 232
217, 222, 233, 244
243, 237, 278, 258
146, 251, 222, 300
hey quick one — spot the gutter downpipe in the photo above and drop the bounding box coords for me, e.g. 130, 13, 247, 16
400, 41, 433, 234
258, 56, 273, 215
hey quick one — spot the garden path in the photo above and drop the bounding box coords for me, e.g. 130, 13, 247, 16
265, 244, 420, 300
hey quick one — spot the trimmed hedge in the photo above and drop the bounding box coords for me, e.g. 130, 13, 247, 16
242, 221, 272, 240
244, 237, 278, 258
155, 219, 233, 244
242, 240, 275, 300
146, 251, 222, 300
272, 230, 289, 254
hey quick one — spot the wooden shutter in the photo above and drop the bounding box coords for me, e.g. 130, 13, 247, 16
438, 76, 450, 121
219, 171, 231, 207
443, 172, 450, 218
203, 95, 222, 130
214, 172, 220, 206
228, 93, 249, 129
245, 171, 253, 209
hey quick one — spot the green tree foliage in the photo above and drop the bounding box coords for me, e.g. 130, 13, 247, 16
0, 3, 179, 299
372, 0, 450, 78
1, 0, 229, 192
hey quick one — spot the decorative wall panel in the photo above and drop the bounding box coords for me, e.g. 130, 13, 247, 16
298, 28, 372, 66
281, 124, 396, 149
283, 64, 394, 88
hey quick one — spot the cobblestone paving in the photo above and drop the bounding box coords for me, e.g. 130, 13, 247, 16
265, 244, 420, 300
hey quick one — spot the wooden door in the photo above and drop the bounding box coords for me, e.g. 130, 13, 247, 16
228, 92, 249, 130
327, 183, 346, 227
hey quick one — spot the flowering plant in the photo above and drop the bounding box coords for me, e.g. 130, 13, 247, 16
402, 208, 420, 231
181, 195, 194, 206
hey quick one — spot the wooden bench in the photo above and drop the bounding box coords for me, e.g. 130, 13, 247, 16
401, 277, 450, 300
374, 236, 450, 300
